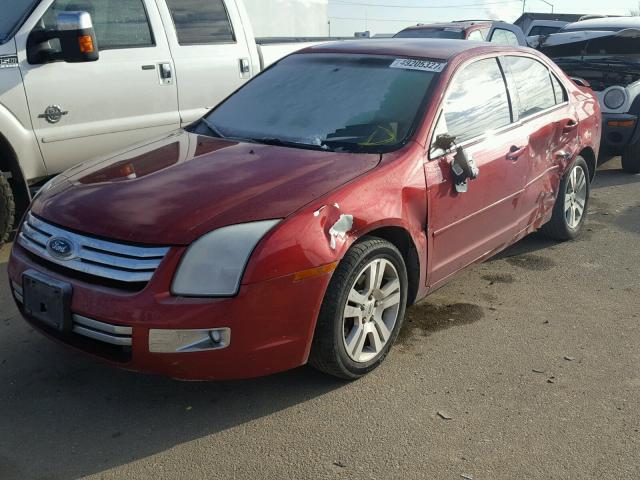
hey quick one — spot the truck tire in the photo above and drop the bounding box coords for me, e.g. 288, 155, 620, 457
0, 175, 15, 245
622, 143, 640, 174
308, 237, 408, 379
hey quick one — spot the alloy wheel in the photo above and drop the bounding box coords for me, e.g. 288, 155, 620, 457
564, 165, 587, 229
342, 258, 402, 363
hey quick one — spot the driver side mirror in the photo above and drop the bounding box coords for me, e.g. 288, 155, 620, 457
433, 134, 480, 193
27, 11, 99, 65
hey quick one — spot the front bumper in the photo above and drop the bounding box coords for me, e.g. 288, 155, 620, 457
600, 113, 639, 155
8, 243, 331, 380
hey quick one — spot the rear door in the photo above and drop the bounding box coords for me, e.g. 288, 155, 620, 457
501, 55, 579, 231
19, 0, 180, 176
155, 0, 255, 126
425, 57, 529, 287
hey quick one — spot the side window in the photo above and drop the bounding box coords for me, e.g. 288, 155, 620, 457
433, 58, 511, 147
503, 56, 557, 118
490, 28, 520, 46
165, 0, 235, 45
550, 73, 568, 104
467, 29, 484, 41
42, 0, 154, 50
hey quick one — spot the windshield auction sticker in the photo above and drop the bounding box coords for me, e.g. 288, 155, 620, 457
0, 56, 18, 69
390, 58, 446, 73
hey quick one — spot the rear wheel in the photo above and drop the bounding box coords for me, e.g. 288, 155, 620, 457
0, 175, 15, 245
541, 157, 590, 241
309, 237, 408, 379
622, 143, 640, 174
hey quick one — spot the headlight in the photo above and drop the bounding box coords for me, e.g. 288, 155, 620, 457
603, 88, 626, 110
172, 220, 280, 297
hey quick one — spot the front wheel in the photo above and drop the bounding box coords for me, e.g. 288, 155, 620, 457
622, 143, 640, 174
309, 237, 408, 379
541, 157, 590, 241
0, 175, 15, 245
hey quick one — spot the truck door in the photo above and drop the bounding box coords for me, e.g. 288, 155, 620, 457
18, 0, 180, 177
155, 0, 256, 126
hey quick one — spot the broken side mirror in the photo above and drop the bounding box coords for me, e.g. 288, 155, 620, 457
27, 11, 99, 65
451, 146, 479, 193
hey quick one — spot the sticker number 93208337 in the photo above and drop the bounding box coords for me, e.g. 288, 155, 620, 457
0, 56, 18, 69
390, 58, 446, 73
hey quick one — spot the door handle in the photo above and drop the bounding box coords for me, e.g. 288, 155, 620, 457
562, 120, 578, 133
159, 62, 173, 85
507, 145, 528, 161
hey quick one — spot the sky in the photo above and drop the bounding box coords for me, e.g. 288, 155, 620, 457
327, 0, 638, 36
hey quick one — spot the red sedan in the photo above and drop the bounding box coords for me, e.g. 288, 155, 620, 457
8, 40, 601, 380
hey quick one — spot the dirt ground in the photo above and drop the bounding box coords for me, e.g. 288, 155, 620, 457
0, 159, 638, 479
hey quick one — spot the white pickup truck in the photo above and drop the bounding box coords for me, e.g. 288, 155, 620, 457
0, 0, 330, 243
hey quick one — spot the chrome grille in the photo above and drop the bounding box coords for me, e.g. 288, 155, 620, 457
17, 212, 169, 284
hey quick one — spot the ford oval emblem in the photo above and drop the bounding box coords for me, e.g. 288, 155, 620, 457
47, 237, 75, 260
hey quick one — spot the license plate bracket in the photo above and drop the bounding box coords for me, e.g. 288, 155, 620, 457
22, 270, 72, 332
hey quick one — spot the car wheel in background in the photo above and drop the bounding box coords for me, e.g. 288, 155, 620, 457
622, 143, 640, 174
541, 156, 590, 241
0, 175, 15, 245
309, 237, 408, 379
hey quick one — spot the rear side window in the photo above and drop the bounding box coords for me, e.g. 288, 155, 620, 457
490, 28, 519, 46
165, 0, 235, 45
503, 56, 557, 118
435, 58, 511, 145
550, 73, 568, 104
42, 0, 154, 50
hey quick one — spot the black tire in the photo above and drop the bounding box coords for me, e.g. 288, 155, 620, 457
0, 175, 15, 245
541, 156, 590, 241
622, 143, 640, 174
309, 237, 408, 380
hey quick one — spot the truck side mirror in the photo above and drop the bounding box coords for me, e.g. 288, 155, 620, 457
27, 11, 99, 65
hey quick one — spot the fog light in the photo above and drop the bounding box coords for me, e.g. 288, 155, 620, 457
209, 330, 222, 344
149, 328, 231, 353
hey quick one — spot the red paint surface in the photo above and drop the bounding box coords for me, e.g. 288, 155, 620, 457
9, 41, 601, 380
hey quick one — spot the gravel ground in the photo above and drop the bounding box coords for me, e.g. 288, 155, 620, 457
0, 159, 638, 480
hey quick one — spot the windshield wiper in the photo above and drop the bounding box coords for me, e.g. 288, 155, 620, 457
251, 137, 330, 151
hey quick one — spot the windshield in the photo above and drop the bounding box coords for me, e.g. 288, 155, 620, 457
198, 53, 440, 153
394, 27, 465, 39
0, 0, 39, 44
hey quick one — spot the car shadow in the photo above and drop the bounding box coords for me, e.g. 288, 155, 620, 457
0, 253, 344, 479
591, 168, 640, 190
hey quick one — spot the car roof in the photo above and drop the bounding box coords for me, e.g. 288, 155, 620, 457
401, 21, 492, 31
563, 16, 640, 31
301, 38, 524, 62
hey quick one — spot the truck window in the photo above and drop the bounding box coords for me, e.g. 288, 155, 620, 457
165, 0, 235, 45
41, 0, 154, 50
490, 28, 519, 46
435, 58, 511, 145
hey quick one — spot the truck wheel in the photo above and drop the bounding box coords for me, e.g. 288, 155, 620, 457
0, 175, 15, 245
541, 157, 590, 241
309, 237, 408, 379
622, 143, 640, 174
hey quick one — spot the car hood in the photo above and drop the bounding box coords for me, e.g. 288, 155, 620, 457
32, 130, 381, 245
539, 28, 640, 53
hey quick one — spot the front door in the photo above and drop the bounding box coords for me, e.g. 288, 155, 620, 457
425, 57, 529, 287
18, 0, 180, 176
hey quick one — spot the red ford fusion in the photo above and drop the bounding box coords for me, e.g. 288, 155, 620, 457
8, 40, 600, 380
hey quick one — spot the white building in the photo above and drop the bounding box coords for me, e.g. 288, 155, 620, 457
243, 0, 329, 37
